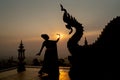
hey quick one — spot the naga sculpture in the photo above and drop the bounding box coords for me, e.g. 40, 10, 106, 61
60, 4, 119, 80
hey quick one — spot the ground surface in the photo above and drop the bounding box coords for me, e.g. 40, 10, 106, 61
0, 67, 70, 80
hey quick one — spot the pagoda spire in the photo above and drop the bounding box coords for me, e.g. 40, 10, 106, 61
17, 40, 26, 72
84, 37, 88, 46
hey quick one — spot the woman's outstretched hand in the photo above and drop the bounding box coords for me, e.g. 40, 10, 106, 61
57, 34, 60, 38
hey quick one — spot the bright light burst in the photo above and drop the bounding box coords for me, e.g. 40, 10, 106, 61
51, 32, 67, 40
56, 33, 64, 39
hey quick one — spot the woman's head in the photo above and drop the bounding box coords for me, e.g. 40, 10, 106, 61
41, 34, 49, 40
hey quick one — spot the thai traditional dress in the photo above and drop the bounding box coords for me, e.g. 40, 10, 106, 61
40, 40, 59, 75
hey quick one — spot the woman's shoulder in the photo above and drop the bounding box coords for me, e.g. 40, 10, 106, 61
44, 40, 57, 44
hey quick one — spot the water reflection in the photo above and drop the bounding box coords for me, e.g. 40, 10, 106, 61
59, 68, 70, 80
38, 67, 70, 80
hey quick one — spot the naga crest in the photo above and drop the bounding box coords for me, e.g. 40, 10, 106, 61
60, 4, 83, 34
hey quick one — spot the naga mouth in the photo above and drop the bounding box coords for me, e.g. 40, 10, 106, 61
66, 24, 73, 34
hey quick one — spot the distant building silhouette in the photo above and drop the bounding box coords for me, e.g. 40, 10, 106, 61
61, 4, 118, 80
84, 37, 88, 46
32, 58, 40, 66
17, 40, 26, 72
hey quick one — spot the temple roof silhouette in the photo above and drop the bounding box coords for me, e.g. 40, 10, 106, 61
92, 16, 120, 47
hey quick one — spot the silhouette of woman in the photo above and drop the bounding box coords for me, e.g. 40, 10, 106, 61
36, 34, 60, 77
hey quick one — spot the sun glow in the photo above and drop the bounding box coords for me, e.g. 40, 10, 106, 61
52, 33, 66, 40
56, 33, 64, 39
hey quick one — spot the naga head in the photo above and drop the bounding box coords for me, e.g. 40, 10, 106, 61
60, 4, 73, 34
60, 4, 82, 34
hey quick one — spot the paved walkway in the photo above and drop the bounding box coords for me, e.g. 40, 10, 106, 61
0, 67, 70, 80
